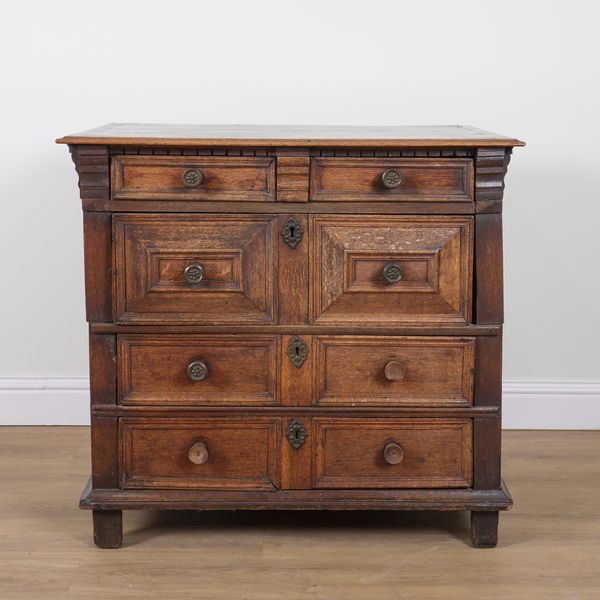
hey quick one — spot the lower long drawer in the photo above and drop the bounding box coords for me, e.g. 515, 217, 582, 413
119, 416, 472, 491
116, 334, 475, 408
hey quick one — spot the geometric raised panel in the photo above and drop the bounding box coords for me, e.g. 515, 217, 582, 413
310, 215, 473, 325
147, 250, 243, 293
345, 251, 440, 294
113, 214, 276, 324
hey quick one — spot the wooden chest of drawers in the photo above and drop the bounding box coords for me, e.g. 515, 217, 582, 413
58, 124, 524, 548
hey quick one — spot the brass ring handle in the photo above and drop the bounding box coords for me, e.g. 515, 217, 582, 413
382, 263, 402, 284
384, 360, 406, 382
184, 263, 204, 285
182, 168, 203, 187
188, 441, 209, 465
381, 169, 402, 188
383, 442, 404, 465
187, 359, 208, 382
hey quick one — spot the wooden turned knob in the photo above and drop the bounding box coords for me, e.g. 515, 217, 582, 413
384, 360, 406, 381
188, 442, 209, 465
383, 442, 404, 465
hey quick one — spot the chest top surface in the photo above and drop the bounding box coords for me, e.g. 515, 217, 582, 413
57, 123, 524, 148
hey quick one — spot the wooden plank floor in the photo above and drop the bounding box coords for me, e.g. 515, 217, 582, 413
0, 428, 598, 599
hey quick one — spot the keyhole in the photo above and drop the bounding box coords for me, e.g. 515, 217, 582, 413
286, 419, 306, 449
289, 226, 295, 238
287, 336, 307, 368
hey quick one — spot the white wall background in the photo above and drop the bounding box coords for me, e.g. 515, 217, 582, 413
1, 0, 599, 427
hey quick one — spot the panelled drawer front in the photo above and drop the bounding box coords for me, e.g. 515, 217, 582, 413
315, 336, 475, 407
118, 335, 279, 406
111, 155, 276, 201
120, 418, 281, 490
310, 158, 473, 202
310, 215, 473, 325
113, 214, 276, 324
313, 418, 472, 489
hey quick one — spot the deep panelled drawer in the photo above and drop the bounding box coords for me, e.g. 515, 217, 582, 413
113, 214, 276, 324
313, 418, 472, 489
310, 215, 473, 325
111, 155, 276, 201
315, 336, 475, 407
118, 335, 279, 406
310, 157, 473, 202
120, 418, 281, 490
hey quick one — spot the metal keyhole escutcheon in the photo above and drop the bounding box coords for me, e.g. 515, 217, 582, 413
287, 336, 309, 368
286, 419, 307, 450
281, 217, 304, 249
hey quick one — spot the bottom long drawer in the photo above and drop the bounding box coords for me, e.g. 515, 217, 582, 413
119, 416, 472, 491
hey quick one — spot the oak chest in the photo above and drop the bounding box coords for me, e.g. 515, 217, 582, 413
58, 124, 524, 548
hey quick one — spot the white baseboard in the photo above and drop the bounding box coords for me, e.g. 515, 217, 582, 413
0, 377, 90, 425
0, 377, 599, 429
502, 379, 600, 429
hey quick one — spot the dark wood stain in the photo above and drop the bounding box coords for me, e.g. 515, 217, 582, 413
60, 124, 523, 549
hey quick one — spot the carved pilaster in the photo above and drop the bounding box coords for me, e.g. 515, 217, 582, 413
276, 148, 310, 202
474, 147, 512, 213
69, 144, 110, 201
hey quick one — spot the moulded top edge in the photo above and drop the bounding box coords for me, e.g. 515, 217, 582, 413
56, 123, 526, 148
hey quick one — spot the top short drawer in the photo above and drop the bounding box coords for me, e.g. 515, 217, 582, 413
111, 155, 275, 201
310, 158, 473, 202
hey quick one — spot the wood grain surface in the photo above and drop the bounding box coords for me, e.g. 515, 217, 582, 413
113, 214, 276, 324
310, 215, 473, 325
57, 123, 525, 147
310, 157, 473, 202
120, 418, 281, 490
312, 418, 472, 489
314, 336, 475, 407
111, 155, 276, 202
117, 334, 280, 406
